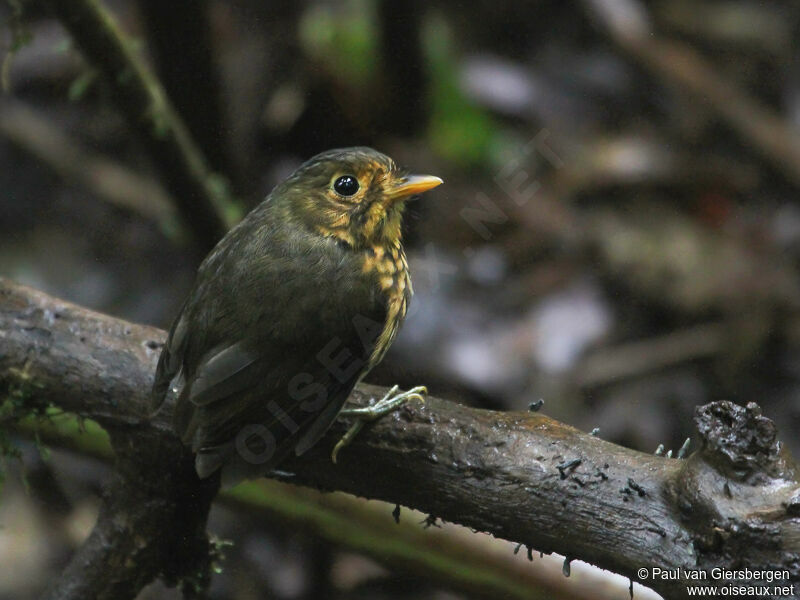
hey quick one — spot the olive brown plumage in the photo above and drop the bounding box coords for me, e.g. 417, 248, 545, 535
151, 147, 442, 483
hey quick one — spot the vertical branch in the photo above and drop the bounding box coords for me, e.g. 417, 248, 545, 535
137, 0, 232, 182
378, 0, 426, 136
44, 0, 236, 253
41, 431, 220, 600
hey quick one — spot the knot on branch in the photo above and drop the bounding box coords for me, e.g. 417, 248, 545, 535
694, 401, 789, 481
665, 401, 800, 583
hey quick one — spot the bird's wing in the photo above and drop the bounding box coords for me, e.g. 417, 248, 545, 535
151, 214, 387, 481
176, 336, 362, 482
151, 304, 190, 412
293, 385, 350, 456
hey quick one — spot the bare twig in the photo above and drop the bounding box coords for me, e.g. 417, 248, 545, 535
575, 323, 725, 388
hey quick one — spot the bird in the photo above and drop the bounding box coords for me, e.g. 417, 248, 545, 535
151, 147, 443, 484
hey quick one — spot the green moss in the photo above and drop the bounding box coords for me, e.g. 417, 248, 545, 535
1, 0, 33, 91
17, 410, 113, 458
209, 536, 234, 575
68, 68, 97, 101
0, 366, 49, 483
2, 400, 113, 483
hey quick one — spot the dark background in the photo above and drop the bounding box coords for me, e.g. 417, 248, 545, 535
1, 0, 799, 598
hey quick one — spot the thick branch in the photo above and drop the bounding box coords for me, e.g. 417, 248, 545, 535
20, 414, 624, 600
1, 278, 799, 600
42, 0, 236, 252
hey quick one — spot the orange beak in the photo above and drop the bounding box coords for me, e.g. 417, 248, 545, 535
386, 174, 443, 201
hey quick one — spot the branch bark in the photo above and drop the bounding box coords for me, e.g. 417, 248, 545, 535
1, 278, 798, 600
19, 413, 629, 600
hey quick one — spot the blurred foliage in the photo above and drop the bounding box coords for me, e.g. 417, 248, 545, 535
299, 0, 379, 89
422, 12, 499, 167
0, 0, 32, 90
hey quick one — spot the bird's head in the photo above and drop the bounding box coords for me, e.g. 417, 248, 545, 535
276, 147, 442, 250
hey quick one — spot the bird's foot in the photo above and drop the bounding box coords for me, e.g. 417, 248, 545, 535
331, 385, 427, 463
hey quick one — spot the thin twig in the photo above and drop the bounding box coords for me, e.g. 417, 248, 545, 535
0, 100, 179, 229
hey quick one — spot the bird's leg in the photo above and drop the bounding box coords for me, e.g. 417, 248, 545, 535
331, 385, 427, 463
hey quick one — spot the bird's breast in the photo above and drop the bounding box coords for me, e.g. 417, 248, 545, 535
361, 241, 412, 369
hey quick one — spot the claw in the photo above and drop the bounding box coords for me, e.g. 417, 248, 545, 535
332, 385, 427, 463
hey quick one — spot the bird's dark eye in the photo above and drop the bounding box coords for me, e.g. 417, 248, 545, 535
333, 175, 359, 196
